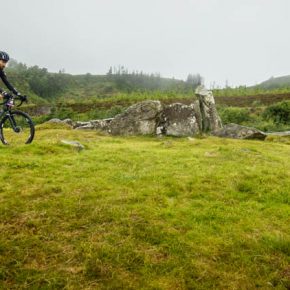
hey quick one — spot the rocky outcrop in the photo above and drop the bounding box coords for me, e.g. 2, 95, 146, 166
46, 88, 224, 137
46, 87, 278, 140
212, 123, 267, 140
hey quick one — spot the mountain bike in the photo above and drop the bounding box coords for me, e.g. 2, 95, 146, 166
0, 93, 35, 145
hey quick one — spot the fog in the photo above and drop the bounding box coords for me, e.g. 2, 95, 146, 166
2, 0, 290, 87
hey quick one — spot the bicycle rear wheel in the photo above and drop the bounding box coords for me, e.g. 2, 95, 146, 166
0, 110, 35, 145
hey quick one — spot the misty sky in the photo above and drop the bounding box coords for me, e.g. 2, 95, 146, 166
2, 0, 290, 87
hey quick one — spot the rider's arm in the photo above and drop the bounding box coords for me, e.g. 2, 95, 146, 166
0, 70, 19, 95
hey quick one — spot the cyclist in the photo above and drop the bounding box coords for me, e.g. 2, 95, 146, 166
0, 51, 23, 100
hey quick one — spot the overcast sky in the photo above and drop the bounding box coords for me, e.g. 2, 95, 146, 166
2, 0, 290, 87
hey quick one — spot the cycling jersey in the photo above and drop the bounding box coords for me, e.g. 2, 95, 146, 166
0, 69, 19, 95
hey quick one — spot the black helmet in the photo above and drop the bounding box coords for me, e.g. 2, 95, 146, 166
0, 51, 10, 62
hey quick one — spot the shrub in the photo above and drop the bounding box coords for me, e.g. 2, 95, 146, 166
218, 107, 251, 124
262, 101, 290, 124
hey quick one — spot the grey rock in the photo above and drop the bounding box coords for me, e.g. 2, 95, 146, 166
61, 140, 85, 151
108, 100, 163, 135
266, 131, 290, 136
47, 118, 62, 123
62, 118, 74, 126
212, 123, 267, 140
46, 118, 74, 128
46, 118, 74, 127
75, 123, 95, 130
162, 103, 200, 136
74, 118, 113, 132
195, 85, 223, 132
191, 100, 203, 132
156, 126, 163, 135
90, 118, 113, 131
73, 121, 90, 129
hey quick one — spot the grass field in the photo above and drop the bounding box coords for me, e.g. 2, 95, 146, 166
0, 127, 289, 289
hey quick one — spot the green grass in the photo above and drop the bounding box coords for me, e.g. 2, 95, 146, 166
0, 129, 289, 289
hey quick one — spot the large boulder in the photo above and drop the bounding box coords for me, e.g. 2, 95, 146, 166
195, 85, 223, 132
161, 103, 201, 136
108, 100, 163, 135
212, 123, 267, 140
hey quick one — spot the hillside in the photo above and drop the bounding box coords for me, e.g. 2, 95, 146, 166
0, 127, 289, 289
257, 75, 290, 90
62, 73, 191, 100
5, 60, 198, 104
4, 60, 290, 107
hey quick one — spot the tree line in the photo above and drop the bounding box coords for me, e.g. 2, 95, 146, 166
6, 59, 71, 99
5, 60, 203, 100
105, 65, 203, 93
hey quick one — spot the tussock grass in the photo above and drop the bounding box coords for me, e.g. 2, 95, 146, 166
0, 129, 289, 289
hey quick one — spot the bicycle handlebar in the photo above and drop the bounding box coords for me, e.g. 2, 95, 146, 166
0, 92, 28, 107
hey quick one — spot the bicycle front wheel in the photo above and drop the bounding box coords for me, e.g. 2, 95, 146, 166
0, 110, 35, 145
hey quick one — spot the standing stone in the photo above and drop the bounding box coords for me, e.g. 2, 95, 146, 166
108, 100, 163, 135
195, 85, 223, 132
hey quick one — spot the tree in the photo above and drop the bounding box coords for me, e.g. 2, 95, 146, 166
107, 66, 113, 75
186, 73, 203, 89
